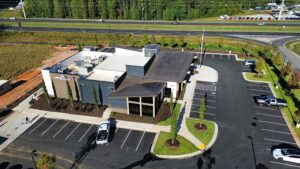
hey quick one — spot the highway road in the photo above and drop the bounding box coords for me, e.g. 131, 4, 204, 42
1, 18, 300, 26
1, 25, 300, 36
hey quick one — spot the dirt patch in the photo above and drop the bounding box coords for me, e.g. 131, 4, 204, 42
110, 102, 171, 124
31, 95, 105, 117
166, 139, 180, 149
194, 123, 207, 131
38, 45, 78, 70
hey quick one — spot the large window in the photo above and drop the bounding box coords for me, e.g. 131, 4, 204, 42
129, 97, 139, 102
142, 105, 153, 116
129, 103, 140, 115
141, 97, 153, 104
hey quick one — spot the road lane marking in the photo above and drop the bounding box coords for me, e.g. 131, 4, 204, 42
41, 119, 58, 136
65, 123, 81, 140
248, 88, 272, 93
29, 118, 48, 134
79, 124, 94, 142
121, 130, 131, 149
264, 138, 297, 145
258, 120, 287, 126
270, 161, 300, 168
256, 112, 283, 118
53, 121, 70, 138
261, 128, 291, 135
135, 131, 146, 151
254, 106, 278, 111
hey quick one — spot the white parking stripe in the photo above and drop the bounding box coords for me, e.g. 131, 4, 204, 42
53, 121, 70, 138
192, 98, 216, 102
248, 88, 272, 93
270, 161, 300, 168
190, 111, 215, 116
135, 131, 146, 151
194, 92, 216, 97
254, 106, 278, 111
29, 118, 48, 134
261, 128, 291, 135
264, 138, 297, 145
65, 123, 81, 140
247, 84, 269, 88
121, 130, 131, 149
258, 120, 287, 126
206, 106, 216, 109
78, 124, 93, 142
41, 119, 58, 136
256, 112, 283, 118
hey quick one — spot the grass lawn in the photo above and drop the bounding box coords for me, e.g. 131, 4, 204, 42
0, 10, 23, 18
3, 21, 300, 33
158, 103, 181, 126
0, 44, 56, 79
186, 118, 215, 145
153, 131, 198, 155
286, 40, 300, 56
245, 63, 300, 141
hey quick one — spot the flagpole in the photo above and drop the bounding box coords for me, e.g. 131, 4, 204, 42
199, 28, 204, 67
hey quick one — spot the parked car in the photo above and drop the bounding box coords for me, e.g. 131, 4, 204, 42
273, 148, 300, 163
96, 121, 110, 144
244, 59, 256, 66
255, 95, 287, 107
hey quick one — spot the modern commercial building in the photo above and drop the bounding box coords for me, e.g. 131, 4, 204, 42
42, 45, 195, 117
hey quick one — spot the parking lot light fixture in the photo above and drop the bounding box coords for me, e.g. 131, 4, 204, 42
31, 150, 38, 169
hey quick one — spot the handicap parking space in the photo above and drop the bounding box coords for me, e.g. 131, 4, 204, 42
24, 117, 155, 154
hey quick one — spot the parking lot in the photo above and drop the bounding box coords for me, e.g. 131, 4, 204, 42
0, 117, 155, 168
246, 82, 300, 168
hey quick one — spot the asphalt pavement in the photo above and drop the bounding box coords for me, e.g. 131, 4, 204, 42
0, 53, 299, 169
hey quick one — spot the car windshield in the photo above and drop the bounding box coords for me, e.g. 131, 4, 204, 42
97, 130, 108, 140
282, 149, 300, 156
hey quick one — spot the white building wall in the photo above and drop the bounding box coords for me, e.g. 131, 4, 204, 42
41, 69, 55, 96
167, 81, 178, 98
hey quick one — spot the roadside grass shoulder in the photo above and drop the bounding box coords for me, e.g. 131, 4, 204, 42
0, 10, 23, 18
286, 40, 300, 56
158, 103, 181, 126
245, 63, 300, 141
186, 118, 215, 145
153, 131, 198, 155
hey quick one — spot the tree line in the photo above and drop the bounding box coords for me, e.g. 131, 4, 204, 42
23, 0, 277, 20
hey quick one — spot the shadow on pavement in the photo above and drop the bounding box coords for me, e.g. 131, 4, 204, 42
271, 143, 299, 152
256, 163, 268, 169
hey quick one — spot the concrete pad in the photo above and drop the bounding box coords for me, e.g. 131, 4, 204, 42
195, 65, 218, 83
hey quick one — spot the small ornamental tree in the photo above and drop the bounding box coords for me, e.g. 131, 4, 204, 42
288, 71, 300, 89
92, 85, 99, 110
178, 35, 185, 47
143, 34, 149, 45
272, 53, 283, 68
169, 36, 175, 47
281, 61, 293, 78
160, 35, 167, 46
37, 153, 56, 169
170, 111, 178, 145
94, 34, 99, 46
255, 58, 265, 77
218, 36, 224, 49
199, 95, 206, 121
42, 82, 50, 105
66, 80, 74, 109
150, 34, 157, 44
169, 93, 174, 115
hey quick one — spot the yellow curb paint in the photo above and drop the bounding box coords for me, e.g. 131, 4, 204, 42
198, 144, 205, 150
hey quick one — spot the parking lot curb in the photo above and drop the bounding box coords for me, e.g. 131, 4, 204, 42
243, 73, 300, 148
150, 121, 218, 159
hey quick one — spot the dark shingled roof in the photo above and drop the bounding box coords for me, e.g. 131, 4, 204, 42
109, 82, 165, 98
145, 51, 194, 82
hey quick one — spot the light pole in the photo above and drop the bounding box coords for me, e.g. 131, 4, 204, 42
31, 150, 38, 169
141, 0, 145, 20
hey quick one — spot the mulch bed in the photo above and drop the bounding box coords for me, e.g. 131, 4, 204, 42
31, 95, 106, 117
110, 102, 172, 124
166, 139, 180, 149
194, 123, 207, 131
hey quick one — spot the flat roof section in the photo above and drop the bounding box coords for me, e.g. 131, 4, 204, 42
95, 48, 150, 72
145, 51, 194, 82
86, 70, 124, 82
